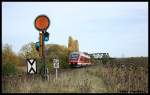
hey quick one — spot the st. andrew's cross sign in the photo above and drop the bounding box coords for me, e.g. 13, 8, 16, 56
27, 59, 37, 74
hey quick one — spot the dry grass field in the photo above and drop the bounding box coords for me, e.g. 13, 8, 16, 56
88, 57, 148, 93
2, 57, 148, 93
2, 67, 108, 93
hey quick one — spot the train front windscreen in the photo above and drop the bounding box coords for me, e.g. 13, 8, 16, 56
69, 53, 79, 61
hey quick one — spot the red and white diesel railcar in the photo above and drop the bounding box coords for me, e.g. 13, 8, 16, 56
69, 52, 91, 67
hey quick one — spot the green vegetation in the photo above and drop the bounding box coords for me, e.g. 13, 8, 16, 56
19, 42, 40, 59
45, 44, 69, 69
2, 44, 23, 75
2, 36, 79, 76
2, 62, 17, 76
2, 42, 70, 76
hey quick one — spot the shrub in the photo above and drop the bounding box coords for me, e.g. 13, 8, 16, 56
2, 62, 17, 76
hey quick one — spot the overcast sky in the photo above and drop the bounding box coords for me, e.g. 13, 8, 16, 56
2, 2, 148, 57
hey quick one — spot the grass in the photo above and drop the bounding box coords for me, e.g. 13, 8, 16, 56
89, 57, 148, 93
2, 66, 108, 93
2, 57, 148, 93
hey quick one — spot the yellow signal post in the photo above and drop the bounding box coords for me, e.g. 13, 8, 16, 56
39, 31, 43, 57
40, 31, 46, 80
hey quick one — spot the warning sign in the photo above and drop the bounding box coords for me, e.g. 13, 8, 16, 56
27, 59, 37, 74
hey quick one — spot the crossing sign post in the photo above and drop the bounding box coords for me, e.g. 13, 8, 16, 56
27, 59, 37, 74
53, 58, 59, 80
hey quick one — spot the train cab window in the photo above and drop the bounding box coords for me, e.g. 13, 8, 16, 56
69, 54, 79, 60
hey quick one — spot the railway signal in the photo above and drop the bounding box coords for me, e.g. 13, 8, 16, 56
35, 42, 40, 51
44, 31, 49, 41
34, 15, 50, 80
35, 15, 50, 31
